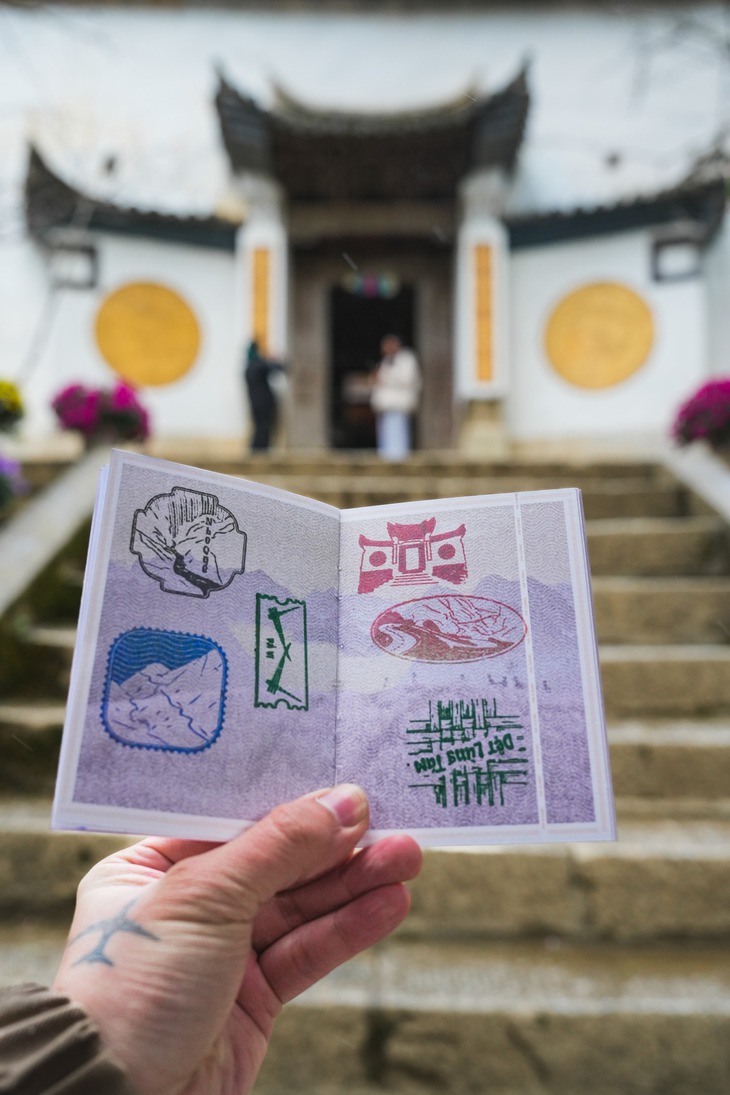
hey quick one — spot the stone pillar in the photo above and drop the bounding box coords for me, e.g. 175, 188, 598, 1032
233, 173, 289, 448
234, 172, 288, 362
454, 169, 510, 456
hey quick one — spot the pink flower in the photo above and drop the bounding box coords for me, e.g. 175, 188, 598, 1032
671, 378, 730, 450
109, 383, 138, 411
52, 381, 151, 442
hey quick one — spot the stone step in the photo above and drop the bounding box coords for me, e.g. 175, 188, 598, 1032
614, 795, 730, 821
608, 719, 730, 801
0, 624, 76, 698
26, 624, 77, 651
2, 801, 729, 943
405, 818, 730, 944
4, 552, 729, 711
0, 800, 128, 916
0, 703, 65, 792
593, 576, 730, 644
0, 926, 728, 1095
203, 452, 668, 481
587, 517, 729, 577
262, 938, 730, 1095
600, 645, 730, 717
19, 460, 74, 494
233, 473, 684, 519
0, 921, 66, 988
266, 939, 730, 1095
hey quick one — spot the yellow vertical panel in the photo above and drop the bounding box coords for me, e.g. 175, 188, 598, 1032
474, 244, 493, 384
252, 248, 270, 353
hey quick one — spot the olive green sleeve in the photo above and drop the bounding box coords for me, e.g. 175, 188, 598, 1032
0, 984, 135, 1094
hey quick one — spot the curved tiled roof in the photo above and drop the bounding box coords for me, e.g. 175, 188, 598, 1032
24, 145, 239, 251
25, 137, 724, 257
214, 65, 530, 200
505, 177, 727, 249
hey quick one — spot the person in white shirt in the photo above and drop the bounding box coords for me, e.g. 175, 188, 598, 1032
370, 334, 421, 461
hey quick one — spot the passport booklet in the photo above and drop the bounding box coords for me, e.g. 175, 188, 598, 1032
52, 449, 615, 846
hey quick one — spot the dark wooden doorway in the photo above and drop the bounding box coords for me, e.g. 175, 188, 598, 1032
329, 284, 415, 449
290, 246, 453, 451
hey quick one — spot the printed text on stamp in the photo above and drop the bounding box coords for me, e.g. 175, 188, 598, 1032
407, 699, 529, 809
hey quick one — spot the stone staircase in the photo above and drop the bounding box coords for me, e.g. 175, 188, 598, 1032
1, 453, 730, 1094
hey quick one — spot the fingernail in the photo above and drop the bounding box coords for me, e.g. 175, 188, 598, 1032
316, 784, 368, 828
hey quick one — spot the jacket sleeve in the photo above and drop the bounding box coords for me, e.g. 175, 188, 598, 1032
0, 984, 135, 1094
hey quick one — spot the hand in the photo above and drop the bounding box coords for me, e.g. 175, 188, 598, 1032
53, 786, 422, 1095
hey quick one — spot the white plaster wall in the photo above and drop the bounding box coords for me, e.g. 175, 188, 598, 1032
0, 239, 48, 383
508, 230, 707, 441
2, 5, 724, 218
1, 4, 727, 443
21, 234, 242, 441
704, 218, 730, 378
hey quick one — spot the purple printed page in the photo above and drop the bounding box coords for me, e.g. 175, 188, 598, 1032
53, 450, 340, 839
336, 494, 614, 845
53, 451, 614, 844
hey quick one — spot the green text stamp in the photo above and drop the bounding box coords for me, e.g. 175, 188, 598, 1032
406, 698, 529, 808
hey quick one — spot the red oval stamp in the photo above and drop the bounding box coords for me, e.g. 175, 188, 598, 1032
371, 594, 527, 663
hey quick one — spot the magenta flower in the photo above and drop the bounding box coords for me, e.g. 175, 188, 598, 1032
671, 379, 730, 451
52, 382, 151, 443
109, 383, 138, 411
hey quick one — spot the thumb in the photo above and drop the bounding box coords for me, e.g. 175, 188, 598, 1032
157, 785, 369, 923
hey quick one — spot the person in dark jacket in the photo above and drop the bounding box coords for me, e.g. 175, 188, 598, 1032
0, 785, 421, 1095
244, 340, 284, 452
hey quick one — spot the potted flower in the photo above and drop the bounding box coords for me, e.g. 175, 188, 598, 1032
0, 380, 24, 432
671, 378, 730, 456
51, 382, 150, 446
0, 454, 27, 517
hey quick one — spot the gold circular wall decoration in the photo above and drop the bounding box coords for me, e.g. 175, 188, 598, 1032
95, 282, 201, 387
545, 282, 654, 389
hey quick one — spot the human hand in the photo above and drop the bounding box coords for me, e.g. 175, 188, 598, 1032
53, 786, 422, 1095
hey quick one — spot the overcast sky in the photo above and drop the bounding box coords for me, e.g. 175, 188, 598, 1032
0, 2, 727, 233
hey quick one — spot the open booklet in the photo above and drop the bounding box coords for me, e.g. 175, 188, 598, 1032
52, 450, 615, 847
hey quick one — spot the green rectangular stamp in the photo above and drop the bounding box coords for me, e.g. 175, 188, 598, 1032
255, 594, 309, 710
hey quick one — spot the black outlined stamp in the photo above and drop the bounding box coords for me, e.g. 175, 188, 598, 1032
131, 487, 246, 597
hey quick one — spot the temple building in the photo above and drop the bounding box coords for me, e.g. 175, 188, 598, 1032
8, 6, 730, 452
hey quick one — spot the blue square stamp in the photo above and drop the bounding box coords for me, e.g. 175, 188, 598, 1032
102, 628, 227, 753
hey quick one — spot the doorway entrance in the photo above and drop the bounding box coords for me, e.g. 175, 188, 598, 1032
329, 283, 415, 449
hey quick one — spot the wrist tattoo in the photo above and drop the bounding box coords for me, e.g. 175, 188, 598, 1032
69, 898, 159, 967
